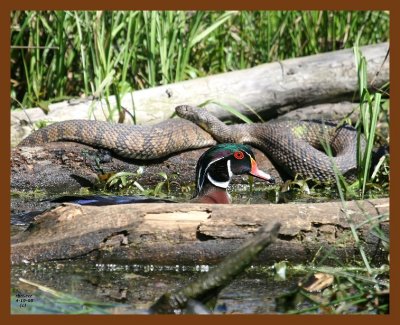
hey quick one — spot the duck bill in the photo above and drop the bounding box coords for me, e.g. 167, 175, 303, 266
250, 157, 274, 183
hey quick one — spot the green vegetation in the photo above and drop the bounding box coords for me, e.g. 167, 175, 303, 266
353, 46, 389, 198
274, 265, 389, 314
105, 169, 186, 198
11, 11, 389, 111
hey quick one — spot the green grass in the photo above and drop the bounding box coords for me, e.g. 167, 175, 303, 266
352, 44, 389, 198
317, 44, 389, 199
11, 11, 389, 114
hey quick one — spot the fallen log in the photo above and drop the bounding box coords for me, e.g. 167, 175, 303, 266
276, 101, 359, 122
11, 43, 389, 146
11, 198, 389, 266
130, 42, 388, 122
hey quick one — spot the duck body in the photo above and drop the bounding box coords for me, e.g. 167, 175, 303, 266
48, 144, 273, 206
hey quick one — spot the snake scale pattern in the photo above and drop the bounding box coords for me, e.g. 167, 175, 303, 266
19, 105, 365, 181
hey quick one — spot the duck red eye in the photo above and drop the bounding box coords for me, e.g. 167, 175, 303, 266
234, 151, 244, 160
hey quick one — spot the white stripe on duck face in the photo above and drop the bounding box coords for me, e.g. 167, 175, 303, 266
206, 159, 232, 189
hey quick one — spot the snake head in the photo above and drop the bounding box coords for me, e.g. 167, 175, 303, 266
176, 105, 209, 124
175, 105, 197, 118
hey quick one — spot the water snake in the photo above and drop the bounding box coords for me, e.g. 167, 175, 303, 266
19, 105, 365, 181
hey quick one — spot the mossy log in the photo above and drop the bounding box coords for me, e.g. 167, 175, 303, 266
11, 198, 389, 266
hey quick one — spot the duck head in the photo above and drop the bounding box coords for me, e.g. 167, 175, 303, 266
192, 144, 274, 203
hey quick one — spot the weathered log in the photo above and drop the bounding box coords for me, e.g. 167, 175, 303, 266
11, 43, 389, 146
130, 42, 388, 122
276, 101, 359, 122
11, 198, 389, 266
10, 143, 280, 194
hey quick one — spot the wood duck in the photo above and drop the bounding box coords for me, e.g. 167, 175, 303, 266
42, 144, 273, 207
191, 143, 274, 203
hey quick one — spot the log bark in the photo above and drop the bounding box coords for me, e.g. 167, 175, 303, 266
275, 101, 360, 122
11, 43, 389, 146
11, 198, 389, 266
